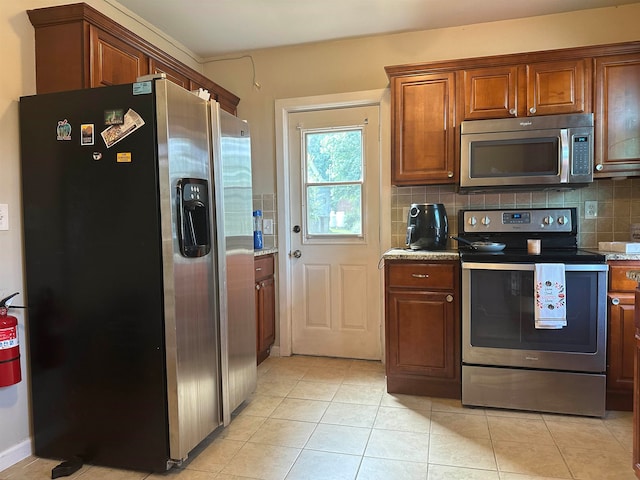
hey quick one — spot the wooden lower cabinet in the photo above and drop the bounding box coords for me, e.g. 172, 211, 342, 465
384, 260, 461, 398
607, 261, 640, 411
255, 254, 276, 365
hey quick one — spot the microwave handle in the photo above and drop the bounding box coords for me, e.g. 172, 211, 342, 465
559, 128, 570, 183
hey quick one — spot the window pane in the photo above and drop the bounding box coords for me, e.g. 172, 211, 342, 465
305, 130, 362, 183
306, 185, 362, 235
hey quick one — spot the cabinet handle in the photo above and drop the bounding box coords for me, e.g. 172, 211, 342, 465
611, 297, 620, 306
509, 108, 516, 115
256, 267, 262, 272
411, 273, 429, 278
447, 171, 454, 178
529, 107, 537, 114
446, 295, 454, 303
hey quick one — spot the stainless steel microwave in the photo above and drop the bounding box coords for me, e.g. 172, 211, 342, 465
459, 113, 594, 193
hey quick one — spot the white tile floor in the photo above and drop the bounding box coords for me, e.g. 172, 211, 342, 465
1, 355, 635, 480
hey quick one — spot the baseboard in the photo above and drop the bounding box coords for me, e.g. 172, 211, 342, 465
0, 439, 32, 472
269, 345, 281, 357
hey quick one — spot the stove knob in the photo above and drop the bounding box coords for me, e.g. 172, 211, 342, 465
557, 215, 568, 225
543, 216, 554, 225
467, 216, 477, 227
481, 216, 491, 226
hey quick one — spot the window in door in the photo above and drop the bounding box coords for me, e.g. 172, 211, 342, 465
302, 127, 364, 240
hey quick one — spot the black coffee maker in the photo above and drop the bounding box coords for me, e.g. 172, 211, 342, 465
406, 203, 449, 250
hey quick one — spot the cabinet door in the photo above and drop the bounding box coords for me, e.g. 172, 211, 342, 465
607, 293, 635, 409
149, 58, 190, 89
595, 53, 640, 178
391, 73, 456, 185
90, 26, 149, 87
526, 59, 590, 116
461, 66, 518, 119
257, 276, 276, 352
386, 290, 456, 379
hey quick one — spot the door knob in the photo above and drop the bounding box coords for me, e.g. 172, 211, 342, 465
293, 225, 301, 233
290, 250, 302, 258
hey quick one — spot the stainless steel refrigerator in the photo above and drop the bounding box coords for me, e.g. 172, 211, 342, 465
19, 78, 256, 473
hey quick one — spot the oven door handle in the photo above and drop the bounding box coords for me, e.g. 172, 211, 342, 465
461, 262, 608, 272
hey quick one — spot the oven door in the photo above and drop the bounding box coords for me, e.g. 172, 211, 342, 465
462, 262, 608, 373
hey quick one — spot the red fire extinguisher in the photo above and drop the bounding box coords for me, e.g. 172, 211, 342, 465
0, 293, 22, 387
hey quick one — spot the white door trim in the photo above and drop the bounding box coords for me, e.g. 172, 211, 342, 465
274, 89, 391, 357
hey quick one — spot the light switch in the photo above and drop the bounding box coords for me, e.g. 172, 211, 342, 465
0, 204, 8, 231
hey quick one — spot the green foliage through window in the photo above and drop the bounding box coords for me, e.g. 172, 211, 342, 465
304, 129, 363, 236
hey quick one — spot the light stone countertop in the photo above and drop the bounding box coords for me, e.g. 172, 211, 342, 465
382, 248, 460, 261
627, 270, 640, 283
585, 250, 640, 261
254, 247, 278, 257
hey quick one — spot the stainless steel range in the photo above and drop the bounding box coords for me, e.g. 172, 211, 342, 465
457, 207, 608, 417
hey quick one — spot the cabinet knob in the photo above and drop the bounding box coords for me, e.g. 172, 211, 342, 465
447, 171, 454, 178
255, 284, 261, 291
509, 108, 516, 115
595, 164, 604, 172
611, 297, 620, 306
529, 107, 537, 114
446, 295, 454, 303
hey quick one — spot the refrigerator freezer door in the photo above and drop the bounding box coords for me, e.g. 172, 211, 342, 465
210, 102, 257, 425
155, 80, 221, 462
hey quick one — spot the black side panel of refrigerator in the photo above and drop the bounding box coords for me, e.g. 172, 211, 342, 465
20, 84, 170, 472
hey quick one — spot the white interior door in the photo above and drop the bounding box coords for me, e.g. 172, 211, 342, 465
288, 105, 381, 360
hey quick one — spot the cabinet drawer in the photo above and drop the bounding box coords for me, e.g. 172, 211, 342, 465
255, 255, 274, 281
609, 262, 640, 292
386, 262, 455, 290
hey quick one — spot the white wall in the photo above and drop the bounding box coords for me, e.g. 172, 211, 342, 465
0, 0, 206, 470
203, 4, 640, 195
1, 0, 640, 471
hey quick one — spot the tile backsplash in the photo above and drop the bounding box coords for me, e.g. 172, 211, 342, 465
253, 193, 277, 249
391, 178, 640, 249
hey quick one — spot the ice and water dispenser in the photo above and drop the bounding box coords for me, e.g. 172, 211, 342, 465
177, 178, 211, 257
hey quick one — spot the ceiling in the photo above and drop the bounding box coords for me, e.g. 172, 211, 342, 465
114, 0, 637, 59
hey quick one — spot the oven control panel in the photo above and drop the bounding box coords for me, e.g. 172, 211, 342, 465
462, 208, 574, 233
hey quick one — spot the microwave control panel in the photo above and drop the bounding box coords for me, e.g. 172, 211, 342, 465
571, 136, 591, 176
462, 208, 574, 233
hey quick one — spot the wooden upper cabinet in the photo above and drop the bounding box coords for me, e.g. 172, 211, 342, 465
389, 72, 456, 186
526, 60, 589, 116
460, 59, 589, 120
148, 58, 190, 90
461, 66, 517, 119
27, 3, 239, 115
594, 53, 640, 178
90, 26, 149, 88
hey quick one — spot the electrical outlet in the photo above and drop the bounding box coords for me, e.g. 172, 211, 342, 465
585, 200, 598, 219
263, 218, 274, 235
0, 204, 8, 231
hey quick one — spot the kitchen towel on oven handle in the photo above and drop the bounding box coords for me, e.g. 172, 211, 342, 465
534, 263, 567, 329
